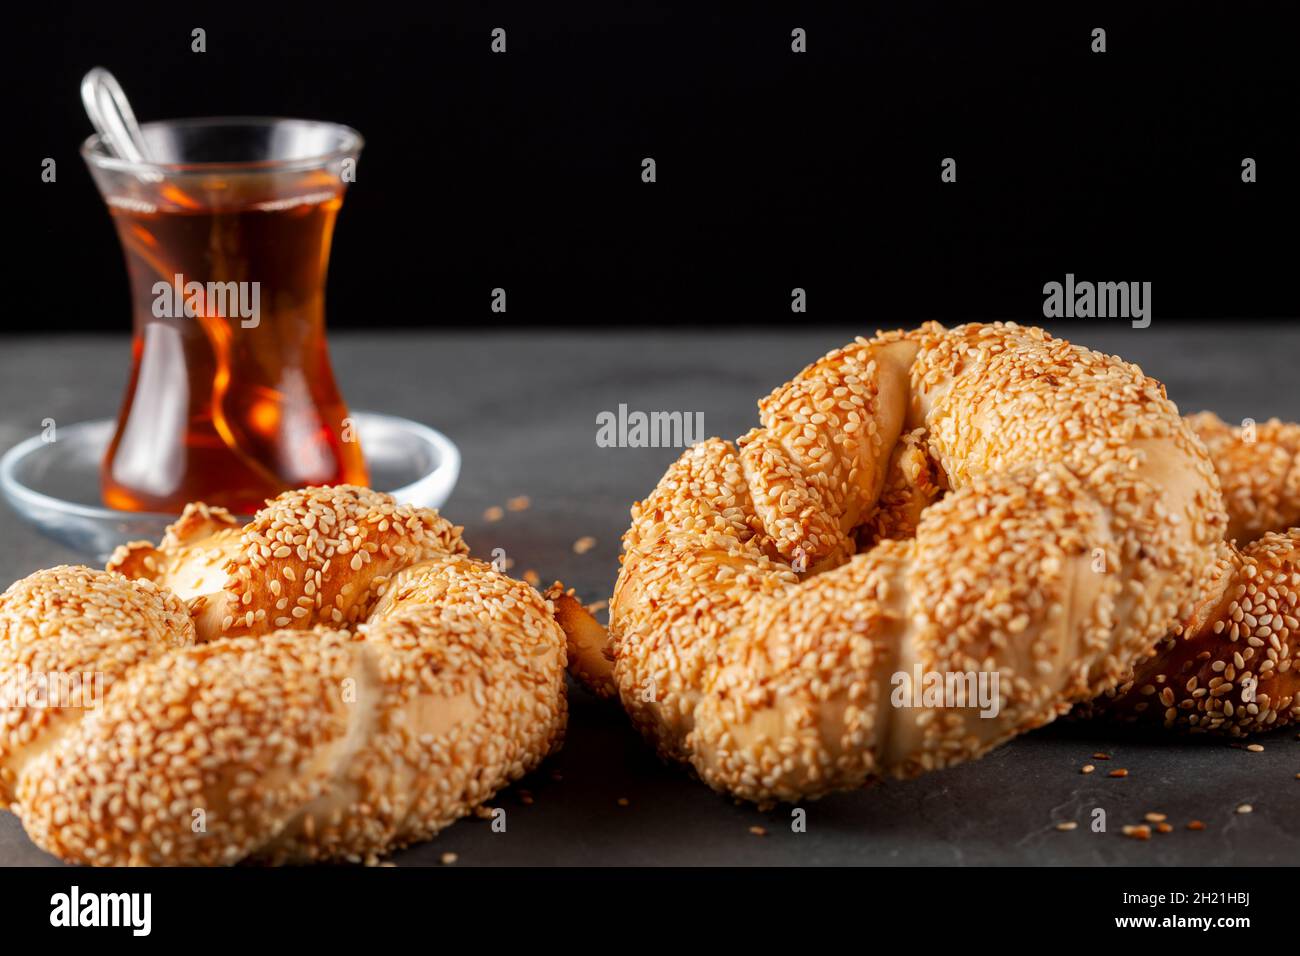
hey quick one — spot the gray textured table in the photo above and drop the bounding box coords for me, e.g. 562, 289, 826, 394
1, 323, 1297, 866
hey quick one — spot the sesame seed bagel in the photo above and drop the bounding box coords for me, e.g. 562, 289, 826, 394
1079, 408, 1300, 734
1185, 412, 1300, 545
1082, 530, 1299, 735
595, 322, 1227, 803
2, 485, 567, 865
0, 567, 195, 805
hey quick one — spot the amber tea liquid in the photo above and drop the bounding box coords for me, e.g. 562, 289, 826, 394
101, 169, 367, 514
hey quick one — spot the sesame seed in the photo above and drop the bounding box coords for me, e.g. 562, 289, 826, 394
549, 326, 1299, 811
0, 485, 567, 866
1055, 821, 1078, 831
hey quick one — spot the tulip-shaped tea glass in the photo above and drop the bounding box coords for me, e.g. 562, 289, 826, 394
82, 118, 368, 514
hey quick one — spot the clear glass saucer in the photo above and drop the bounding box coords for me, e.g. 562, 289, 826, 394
0, 412, 460, 561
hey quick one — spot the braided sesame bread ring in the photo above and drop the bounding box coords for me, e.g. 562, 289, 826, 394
1185, 412, 1300, 545
600, 322, 1227, 803
0, 567, 195, 806
1078, 412, 1300, 734
1, 486, 566, 865
1082, 530, 1299, 735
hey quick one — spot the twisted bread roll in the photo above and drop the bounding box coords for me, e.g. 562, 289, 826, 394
593, 323, 1226, 803
1, 486, 566, 865
1186, 412, 1300, 545
1083, 531, 1299, 734
1082, 413, 1300, 734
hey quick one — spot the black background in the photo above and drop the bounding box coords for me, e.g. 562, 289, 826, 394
2, 864, 1282, 941
13, 2, 1299, 333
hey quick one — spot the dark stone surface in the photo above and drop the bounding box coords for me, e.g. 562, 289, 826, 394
1, 323, 1297, 866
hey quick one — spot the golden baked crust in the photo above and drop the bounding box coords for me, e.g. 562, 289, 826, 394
598, 322, 1229, 803
1083, 531, 1299, 737
0, 567, 195, 805
109, 485, 467, 638
2, 485, 567, 865
1186, 412, 1300, 545
544, 583, 617, 700
1078, 414, 1300, 734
